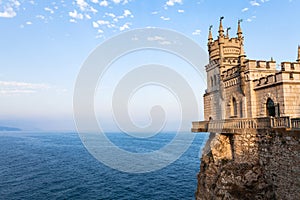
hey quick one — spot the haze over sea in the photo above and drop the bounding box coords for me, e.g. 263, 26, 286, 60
0, 131, 208, 200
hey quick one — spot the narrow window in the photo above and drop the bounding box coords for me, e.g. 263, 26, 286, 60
232, 97, 238, 117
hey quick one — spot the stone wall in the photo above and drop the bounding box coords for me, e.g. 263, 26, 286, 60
195, 129, 300, 199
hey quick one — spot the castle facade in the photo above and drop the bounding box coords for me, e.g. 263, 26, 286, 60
204, 17, 300, 122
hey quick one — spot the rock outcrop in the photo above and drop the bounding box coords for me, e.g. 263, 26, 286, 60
196, 129, 300, 200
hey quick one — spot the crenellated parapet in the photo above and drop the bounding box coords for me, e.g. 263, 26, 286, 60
253, 61, 300, 89
281, 62, 300, 72
254, 74, 277, 88
245, 60, 277, 71
221, 66, 239, 80
208, 38, 243, 61
207, 17, 245, 73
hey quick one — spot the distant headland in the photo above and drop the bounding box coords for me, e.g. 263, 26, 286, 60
0, 126, 22, 131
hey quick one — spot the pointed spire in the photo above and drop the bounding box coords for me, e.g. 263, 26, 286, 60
240, 42, 245, 56
226, 27, 231, 38
208, 25, 213, 42
271, 57, 274, 62
297, 45, 300, 62
237, 19, 243, 38
218, 16, 224, 37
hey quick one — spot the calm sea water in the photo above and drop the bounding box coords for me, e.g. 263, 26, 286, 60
0, 131, 208, 200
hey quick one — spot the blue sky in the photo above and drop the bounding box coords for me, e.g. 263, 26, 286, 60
0, 0, 299, 131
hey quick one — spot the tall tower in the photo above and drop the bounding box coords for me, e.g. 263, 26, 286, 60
203, 17, 247, 121
207, 18, 246, 75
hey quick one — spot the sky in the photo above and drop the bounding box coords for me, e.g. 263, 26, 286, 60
0, 0, 299, 131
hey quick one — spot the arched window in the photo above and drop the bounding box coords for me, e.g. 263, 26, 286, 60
232, 97, 238, 117
266, 98, 275, 117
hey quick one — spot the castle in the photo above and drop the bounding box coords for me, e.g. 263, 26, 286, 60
194, 18, 300, 200
192, 17, 300, 132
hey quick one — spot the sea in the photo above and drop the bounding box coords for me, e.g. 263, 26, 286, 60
0, 131, 209, 200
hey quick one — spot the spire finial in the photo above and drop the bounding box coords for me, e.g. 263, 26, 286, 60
208, 25, 213, 42
218, 16, 224, 37
226, 27, 231, 38
237, 19, 243, 38
297, 45, 300, 62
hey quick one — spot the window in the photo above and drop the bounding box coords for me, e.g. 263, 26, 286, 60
211, 76, 214, 87
231, 97, 238, 117
266, 98, 275, 117
291, 64, 295, 70
214, 75, 217, 86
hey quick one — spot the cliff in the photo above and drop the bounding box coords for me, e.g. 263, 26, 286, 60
196, 129, 300, 199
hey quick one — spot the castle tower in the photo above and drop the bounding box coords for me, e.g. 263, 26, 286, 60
207, 17, 246, 75
204, 18, 248, 121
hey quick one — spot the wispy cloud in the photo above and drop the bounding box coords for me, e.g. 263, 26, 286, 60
165, 0, 182, 7
192, 29, 201, 35
160, 16, 170, 21
147, 36, 172, 45
250, 0, 260, 6
123, 9, 133, 18
76, 0, 89, 11
178, 9, 184, 13
242, 7, 249, 12
246, 15, 257, 22
44, 7, 54, 14
100, 0, 109, 7
69, 9, 84, 20
0, 81, 50, 95
0, 0, 20, 18
119, 22, 131, 31
92, 21, 99, 28
112, 0, 130, 4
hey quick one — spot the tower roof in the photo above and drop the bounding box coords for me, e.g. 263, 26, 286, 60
237, 19, 243, 38
208, 25, 213, 41
226, 27, 231, 38
218, 16, 224, 37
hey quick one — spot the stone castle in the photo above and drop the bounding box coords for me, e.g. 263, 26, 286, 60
202, 17, 300, 123
193, 18, 300, 200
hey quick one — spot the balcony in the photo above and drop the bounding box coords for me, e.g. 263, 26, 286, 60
192, 116, 300, 133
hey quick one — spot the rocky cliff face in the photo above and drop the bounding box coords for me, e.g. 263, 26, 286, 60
196, 129, 300, 200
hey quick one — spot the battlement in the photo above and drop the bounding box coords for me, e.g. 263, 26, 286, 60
245, 60, 276, 71
254, 74, 277, 88
281, 62, 300, 72
207, 17, 244, 63
254, 64, 300, 89
221, 66, 239, 80
208, 37, 242, 61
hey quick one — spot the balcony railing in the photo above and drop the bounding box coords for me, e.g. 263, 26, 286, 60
291, 118, 300, 129
192, 116, 300, 133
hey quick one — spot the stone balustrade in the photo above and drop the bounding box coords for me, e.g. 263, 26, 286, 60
270, 116, 291, 128
192, 116, 299, 133
291, 118, 300, 129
